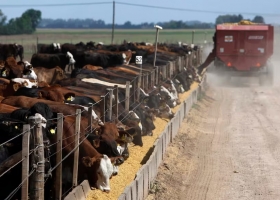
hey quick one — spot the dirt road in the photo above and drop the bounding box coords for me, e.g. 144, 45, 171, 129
146, 77, 280, 200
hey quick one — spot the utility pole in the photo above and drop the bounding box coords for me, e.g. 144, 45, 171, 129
111, 1, 115, 44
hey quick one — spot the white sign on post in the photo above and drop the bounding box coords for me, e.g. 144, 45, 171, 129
136, 56, 142, 65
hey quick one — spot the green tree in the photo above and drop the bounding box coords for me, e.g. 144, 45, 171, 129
21, 9, 42, 31
215, 14, 244, 24
0, 9, 6, 26
252, 15, 265, 23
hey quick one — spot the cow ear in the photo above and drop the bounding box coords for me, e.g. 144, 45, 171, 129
13, 83, 19, 91
93, 138, 100, 148
82, 156, 93, 167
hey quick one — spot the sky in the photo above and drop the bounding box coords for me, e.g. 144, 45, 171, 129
1, 0, 280, 24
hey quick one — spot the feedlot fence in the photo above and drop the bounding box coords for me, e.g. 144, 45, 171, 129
0, 47, 204, 200
63, 54, 207, 200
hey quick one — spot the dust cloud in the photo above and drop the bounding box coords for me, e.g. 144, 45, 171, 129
204, 28, 280, 88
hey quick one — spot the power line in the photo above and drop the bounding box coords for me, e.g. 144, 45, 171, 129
116, 2, 280, 17
0, 1, 279, 17
0, 2, 111, 7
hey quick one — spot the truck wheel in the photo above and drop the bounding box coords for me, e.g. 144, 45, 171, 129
259, 65, 273, 86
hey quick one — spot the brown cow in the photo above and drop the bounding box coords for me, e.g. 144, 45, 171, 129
33, 66, 67, 85
82, 65, 103, 71
0, 81, 28, 97
0, 103, 18, 112
1, 57, 24, 78
57, 116, 116, 192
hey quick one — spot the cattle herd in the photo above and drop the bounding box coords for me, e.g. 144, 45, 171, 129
0, 41, 203, 199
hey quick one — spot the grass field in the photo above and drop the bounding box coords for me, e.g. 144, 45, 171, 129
0, 28, 215, 60
1, 28, 280, 61
0, 28, 215, 45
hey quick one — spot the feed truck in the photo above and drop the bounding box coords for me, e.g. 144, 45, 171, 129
198, 20, 274, 85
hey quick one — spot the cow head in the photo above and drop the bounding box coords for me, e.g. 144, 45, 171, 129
66, 51, 76, 66
174, 78, 185, 93
54, 67, 67, 82
53, 43, 58, 50
134, 107, 156, 137
158, 100, 174, 119
82, 155, 114, 192
160, 85, 177, 108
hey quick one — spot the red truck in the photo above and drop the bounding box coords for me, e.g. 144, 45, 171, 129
198, 21, 274, 85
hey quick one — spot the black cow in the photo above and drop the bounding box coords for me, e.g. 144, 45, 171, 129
15, 44, 24, 61
0, 102, 54, 200
74, 51, 125, 69
13, 87, 41, 97
64, 96, 96, 106
31, 53, 72, 71
0, 44, 19, 60
38, 43, 61, 54
134, 106, 156, 136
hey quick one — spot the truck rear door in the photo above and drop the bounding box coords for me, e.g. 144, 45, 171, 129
244, 31, 267, 56
216, 30, 239, 56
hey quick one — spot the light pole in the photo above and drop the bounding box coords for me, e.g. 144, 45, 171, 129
153, 25, 163, 67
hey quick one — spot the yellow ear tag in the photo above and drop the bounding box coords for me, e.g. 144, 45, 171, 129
67, 97, 72, 101
50, 129, 55, 134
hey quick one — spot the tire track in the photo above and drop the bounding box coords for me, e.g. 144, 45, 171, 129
147, 85, 280, 200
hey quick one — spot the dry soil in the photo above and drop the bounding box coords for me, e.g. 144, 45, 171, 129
146, 75, 280, 200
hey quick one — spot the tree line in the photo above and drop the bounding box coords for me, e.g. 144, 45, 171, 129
38, 18, 215, 29
0, 8, 266, 35
215, 14, 265, 24
0, 9, 41, 35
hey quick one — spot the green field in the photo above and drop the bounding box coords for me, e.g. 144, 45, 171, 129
0, 28, 216, 45
0, 28, 215, 60
1, 28, 280, 61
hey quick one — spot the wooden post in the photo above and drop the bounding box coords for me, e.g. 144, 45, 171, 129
55, 113, 63, 200
145, 73, 149, 91
155, 66, 159, 86
21, 124, 30, 200
106, 88, 113, 121
178, 57, 182, 72
137, 75, 142, 102
72, 109, 81, 188
100, 95, 106, 123
125, 81, 130, 113
113, 85, 119, 121
162, 65, 166, 80
29, 116, 44, 200
132, 80, 136, 104
151, 69, 155, 89
88, 103, 93, 133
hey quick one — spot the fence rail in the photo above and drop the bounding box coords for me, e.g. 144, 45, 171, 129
0, 47, 203, 200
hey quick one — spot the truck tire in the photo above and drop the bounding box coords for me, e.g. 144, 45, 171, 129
259, 64, 273, 86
